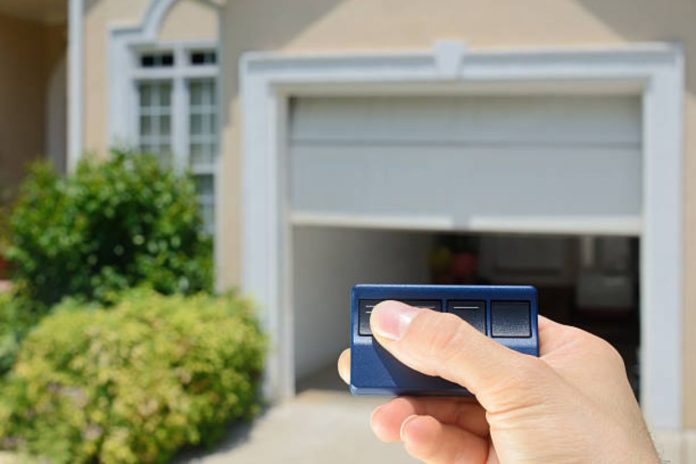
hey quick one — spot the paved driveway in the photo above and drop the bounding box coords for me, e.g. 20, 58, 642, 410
178, 390, 417, 464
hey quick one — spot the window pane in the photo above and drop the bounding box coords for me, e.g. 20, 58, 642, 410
195, 174, 215, 235
202, 82, 214, 106
140, 85, 152, 106
201, 202, 214, 235
190, 114, 203, 135
190, 82, 202, 106
190, 143, 204, 165
160, 115, 171, 136
140, 116, 152, 136
140, 52, 174, 68
191, 51, 217, 66
210, 113, 217, 131
195, 175, 214, 196
159, 83, 172, 106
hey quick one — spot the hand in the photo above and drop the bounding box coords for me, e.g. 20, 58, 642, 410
337, 301, 660, 463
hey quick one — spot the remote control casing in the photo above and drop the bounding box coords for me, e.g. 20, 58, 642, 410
350, 284, 539, 396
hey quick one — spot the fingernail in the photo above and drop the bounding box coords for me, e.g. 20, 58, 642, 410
371, 301, 420, 340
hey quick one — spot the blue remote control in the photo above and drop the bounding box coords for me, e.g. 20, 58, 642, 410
350, 284, 539, 396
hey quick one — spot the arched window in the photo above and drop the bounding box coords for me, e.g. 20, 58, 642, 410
109, 0, 222, 235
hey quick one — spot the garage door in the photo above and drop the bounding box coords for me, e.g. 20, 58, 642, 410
289, 95, 642, 235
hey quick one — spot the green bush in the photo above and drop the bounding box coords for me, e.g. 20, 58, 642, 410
0, 292, 39, 377
0, 289, 265, 463
6, 151, 212, 307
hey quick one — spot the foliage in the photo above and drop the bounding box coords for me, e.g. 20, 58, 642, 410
0, 292, 39, 377
6, 151, 212, 307
0, 289, 266, 464
0, 203, 8, 257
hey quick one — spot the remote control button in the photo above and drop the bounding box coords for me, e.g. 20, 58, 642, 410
358, 300, 381, 336
491, 301, 531, 338
447, 300, 486, 334
358, 299, 442, 336
401, 300, 442, 312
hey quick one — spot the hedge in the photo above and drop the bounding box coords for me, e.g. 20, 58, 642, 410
0, 289, 266, 463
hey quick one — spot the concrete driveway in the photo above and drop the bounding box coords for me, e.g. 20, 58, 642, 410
177, 389, 417, 464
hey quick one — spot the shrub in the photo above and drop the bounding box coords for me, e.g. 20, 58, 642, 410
6, 151, 212, 307
0, 289, 265, 463
0, 196, 9, 280
0, 292, 39, 377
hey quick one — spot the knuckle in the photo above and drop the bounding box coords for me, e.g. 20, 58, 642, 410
595, 337, 626, 370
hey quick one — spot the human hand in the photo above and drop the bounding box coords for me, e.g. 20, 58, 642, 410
337, 301, 659, 463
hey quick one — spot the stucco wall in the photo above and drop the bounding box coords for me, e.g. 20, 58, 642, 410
158, 0, 218, 42
83, 0, 150, 157
217, 0, 696, 428
0, 14, 65, 195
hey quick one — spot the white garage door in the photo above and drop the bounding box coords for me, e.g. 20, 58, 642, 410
289, 95, 642, 235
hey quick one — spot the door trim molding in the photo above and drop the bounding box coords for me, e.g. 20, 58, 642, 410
239, 42, 684, 430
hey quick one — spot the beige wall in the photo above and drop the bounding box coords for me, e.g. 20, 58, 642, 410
81, 0, 696, 427
0, 14, 65, 196
158, 0, 218, 42
83, 0, 150, 157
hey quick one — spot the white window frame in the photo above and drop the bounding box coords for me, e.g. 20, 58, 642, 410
123, 42, 219, 174
108, 0, 223, 237
240, 42, 684, 432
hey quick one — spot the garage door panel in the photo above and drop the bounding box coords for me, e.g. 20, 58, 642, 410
290, 96, 641, 146
291, 145, 641, 221
289, 96, 641, 234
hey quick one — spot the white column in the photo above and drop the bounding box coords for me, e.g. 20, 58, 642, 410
68, 0, 85, 174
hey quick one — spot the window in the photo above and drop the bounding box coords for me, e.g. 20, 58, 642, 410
189, 79, 217, 235
138, 81, 173, 166
189, 80, 217, 168
135, 47, 219, 236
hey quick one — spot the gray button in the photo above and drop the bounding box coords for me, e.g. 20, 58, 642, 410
358, 300, 381, 336
358, 299, 442, 336
491, 301, 531, 338
447, 300, 486, 334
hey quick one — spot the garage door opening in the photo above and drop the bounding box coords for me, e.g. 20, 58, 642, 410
293, 227, 641, 397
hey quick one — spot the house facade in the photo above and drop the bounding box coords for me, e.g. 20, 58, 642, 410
2, 0, 696, 459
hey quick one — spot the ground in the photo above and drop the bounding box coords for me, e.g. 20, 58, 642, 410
175, 365, 417, 464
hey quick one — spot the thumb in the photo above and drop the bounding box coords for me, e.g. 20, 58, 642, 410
370, 300, 544, 406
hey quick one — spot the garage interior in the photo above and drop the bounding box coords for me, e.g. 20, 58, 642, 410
293, 227, 641, 397
287, 93, 642, 397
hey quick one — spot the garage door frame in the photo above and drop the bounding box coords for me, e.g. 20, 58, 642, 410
239, 42, 684, 430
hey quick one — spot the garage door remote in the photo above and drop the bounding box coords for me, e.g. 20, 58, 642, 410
350, 284, 539, 396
